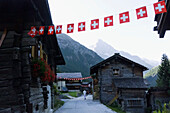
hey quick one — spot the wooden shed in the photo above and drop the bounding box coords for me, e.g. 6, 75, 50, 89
91, 53, 148, 113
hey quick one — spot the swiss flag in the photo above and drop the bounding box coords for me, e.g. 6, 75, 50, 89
39, 26, 45, 35
48, 26, 54, 35
31, 26, 38, 34
28, 31, 36, 38
119, 11, 130, 24
56, 25, 62, 34
67, 24, 74, 33
28, 26, 37, 38
153, 1, 167, 14
104, 16, 113, 27
136, 6, 148, 19
91, 19, 99, 30
78, 22, 85, 32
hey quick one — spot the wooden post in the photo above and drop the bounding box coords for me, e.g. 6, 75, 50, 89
0, 28, 7, 47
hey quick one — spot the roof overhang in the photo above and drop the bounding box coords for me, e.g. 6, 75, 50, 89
154, 0, 170, 38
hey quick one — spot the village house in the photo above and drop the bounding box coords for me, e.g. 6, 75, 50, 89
91, 53, 148, 113
57, 73, 82, 92
0, 0, 65, 113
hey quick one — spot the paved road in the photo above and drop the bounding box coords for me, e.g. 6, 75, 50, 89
54, 95, 117, 113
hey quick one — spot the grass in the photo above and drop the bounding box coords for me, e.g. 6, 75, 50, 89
106, 105, 125, 113
54, 96, 64, 111
61, 95, 71, 99
68, 92, 78, 97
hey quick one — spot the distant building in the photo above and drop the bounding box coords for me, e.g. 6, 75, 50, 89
91, 53, 148, 113
57, 73, 82, 91
81, 82, 92, 94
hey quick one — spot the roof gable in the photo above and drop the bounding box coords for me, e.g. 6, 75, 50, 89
90, 53, 148, 74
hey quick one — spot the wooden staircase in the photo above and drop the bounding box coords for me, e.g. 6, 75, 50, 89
107, 93, 119, 106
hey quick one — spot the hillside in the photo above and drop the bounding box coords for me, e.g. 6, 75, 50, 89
57, 34, 103, 77
144, 66, 159, 87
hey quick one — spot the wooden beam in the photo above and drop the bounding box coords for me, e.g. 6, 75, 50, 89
0, 28, 7, 47
21, 38, 36, 47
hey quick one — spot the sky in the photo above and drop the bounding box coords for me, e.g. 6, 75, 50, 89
48, 0, 170, 63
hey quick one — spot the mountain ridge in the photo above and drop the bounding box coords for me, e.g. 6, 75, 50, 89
88, 39, 160, 69
57, 34, 103, 77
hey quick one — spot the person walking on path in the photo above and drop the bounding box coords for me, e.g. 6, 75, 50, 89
83, 90, 86, 100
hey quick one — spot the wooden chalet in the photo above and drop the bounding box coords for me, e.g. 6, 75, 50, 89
154, 0, 170, 38
90, 53, 148, 113
57, 73, 82, 91
0, 0, 65, 113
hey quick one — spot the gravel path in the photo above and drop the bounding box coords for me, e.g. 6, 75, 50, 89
54, 95, 117, 113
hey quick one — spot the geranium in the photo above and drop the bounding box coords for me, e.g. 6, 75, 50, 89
31, 58, 55, 83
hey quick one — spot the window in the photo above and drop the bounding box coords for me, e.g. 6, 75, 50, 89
113, 69, 120, 75
127, 100, 142, 107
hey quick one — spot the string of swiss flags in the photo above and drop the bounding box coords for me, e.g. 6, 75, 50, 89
28, 1, 167, 38
57, 76, 92, 81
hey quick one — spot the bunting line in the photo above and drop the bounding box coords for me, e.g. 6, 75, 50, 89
28, 1, 167, 38
57, 76, 92, 81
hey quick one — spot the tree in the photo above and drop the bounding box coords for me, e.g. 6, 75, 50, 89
156, 54, 170, 88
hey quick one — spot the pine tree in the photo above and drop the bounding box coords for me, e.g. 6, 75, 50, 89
156, 54, 170, 87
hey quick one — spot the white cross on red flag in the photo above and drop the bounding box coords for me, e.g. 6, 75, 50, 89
48, 26, 54, 35
27, 1, 168, 37
67, 24, 74, 33
119, 11, 130, 24
136, 6, 148, 19
56, 25, 62, 34
153, 1, 167, 14
39, 26, 45, 35
28, 31, 36, 38
91, 19, 99, 30
78, 22, 85, 32
28, 26, 37, 38
104, 16, 113, 27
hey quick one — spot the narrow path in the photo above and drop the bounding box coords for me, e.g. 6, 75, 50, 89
54, 95, 117, 113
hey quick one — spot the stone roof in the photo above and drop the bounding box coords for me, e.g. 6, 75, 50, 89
57, 72, 82, 79
113, 77, 148, 89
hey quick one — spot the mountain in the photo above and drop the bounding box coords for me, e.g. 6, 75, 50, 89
57, 34, 103, 77
144, 66, 159, 87
89, 39, 159, 69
